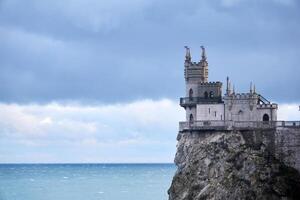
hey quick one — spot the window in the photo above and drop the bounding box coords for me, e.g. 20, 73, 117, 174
204, 91, 208, 99
209, 91, 214, 98
214, 111, 217, 117
189, 88, 193, 99
263, 114, 269, 121
189, 114, 194, 123
208, 108, 210, 114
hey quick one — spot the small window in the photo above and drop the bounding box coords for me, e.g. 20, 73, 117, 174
189, 114, 194, 123
209, 91, 214, 98
208, 108, 210, 114
263, 114, 269, 121
214, 111, 217, 117
189, 88, 193, 99
204, 91, 208, 99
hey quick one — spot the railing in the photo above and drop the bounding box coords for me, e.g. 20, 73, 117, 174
179, 120, 300, 132
180, 97, 223, 106
179, 120, 230, 131
275, 121, 300, 127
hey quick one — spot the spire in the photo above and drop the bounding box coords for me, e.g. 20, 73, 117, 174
226, 76, 230, 95
253, 84, 256, 94
228, 81, 232, 95
184, 46, 191, 62
250, 82, 253, 94
233, 84, 235, 94
200, 46, 207, 61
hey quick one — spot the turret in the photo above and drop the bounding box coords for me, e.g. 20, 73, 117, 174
180, 46, 223, 123
201, 46, 207, 61
184, 46, 191, 62
226, 77, 231, 95
184, 46, 208, 83
200, 46, 208, 82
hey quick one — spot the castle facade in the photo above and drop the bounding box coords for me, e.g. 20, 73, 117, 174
180, 46, 278, 130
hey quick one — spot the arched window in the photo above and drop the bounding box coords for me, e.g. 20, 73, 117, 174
263, 114, 270, 121
209, 91, 214, 98
189, 114, 194, 123
204, 91, 208, 99
189, 88, 193, 99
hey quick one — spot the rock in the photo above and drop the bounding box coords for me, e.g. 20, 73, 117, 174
168, 131, 300, 200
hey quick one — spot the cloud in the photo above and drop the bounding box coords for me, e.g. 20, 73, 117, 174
0, 0, 299, 103
0, 99, 184, 163
277, 103, 300, 121
0, 98, 299, 163
0, 0, 156, 34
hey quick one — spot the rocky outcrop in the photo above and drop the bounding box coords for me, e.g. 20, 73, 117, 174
168, 130, 300, 200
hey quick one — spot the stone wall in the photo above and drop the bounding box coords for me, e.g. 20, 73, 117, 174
240, 127, 300, 172
275, 127, 300, 172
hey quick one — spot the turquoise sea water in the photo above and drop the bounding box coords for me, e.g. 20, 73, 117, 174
0, 164, 176, 200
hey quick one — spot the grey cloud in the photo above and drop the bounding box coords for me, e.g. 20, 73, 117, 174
0, 0, 299, 103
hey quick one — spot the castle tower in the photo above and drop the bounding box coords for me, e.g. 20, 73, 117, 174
181, 47, 223, 122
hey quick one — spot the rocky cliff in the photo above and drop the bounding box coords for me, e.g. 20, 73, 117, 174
168, 130, 300, 200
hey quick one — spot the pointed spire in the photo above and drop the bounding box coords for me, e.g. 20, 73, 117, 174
228, 81, 232, 95
226, 76, 230, 95
184, 46, 191, 62
200, 46, 206, 61
233, 84, 235, 94
250, 82, 253, 94
253, 84, 256, 94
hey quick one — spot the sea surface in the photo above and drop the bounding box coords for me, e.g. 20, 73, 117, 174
0, 164, 176, 200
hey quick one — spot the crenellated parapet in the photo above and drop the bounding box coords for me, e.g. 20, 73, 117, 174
257, 103, 278, 109
225, 92, 258, 99
184, 46, 208, 82
199, 81, 222, 86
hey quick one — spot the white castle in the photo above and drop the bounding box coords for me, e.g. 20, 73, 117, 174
180, 46, 278, 131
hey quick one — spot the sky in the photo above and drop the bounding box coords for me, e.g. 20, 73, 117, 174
0, 0, 300, 163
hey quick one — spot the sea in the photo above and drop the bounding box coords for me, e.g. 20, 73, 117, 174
0, 164, 176, 200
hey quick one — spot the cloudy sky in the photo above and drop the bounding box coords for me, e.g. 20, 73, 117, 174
0, 0, 299, 163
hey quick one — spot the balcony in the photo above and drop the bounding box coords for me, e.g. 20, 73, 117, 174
180, 97, 223, 107
179, 120, 300, 132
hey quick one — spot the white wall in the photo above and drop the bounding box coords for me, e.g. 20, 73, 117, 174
225, 100, 277, 122
196, 104, 224, 121
186, 107, 197, 121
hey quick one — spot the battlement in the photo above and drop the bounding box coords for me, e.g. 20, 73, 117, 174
184, 46, 208, 82
199, 81, 222, 86
225, 92, 258, 99
257, 104, 278, 109
185, 61, 201, 66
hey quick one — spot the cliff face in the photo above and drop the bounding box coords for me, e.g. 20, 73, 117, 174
168, 130, 300, 200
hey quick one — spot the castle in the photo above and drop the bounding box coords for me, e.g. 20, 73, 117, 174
180, 46, 281, 131
170, 47, 300, 200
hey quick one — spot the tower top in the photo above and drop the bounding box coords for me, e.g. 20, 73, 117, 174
201, 46, 207, 61
184, 46, 191, 62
